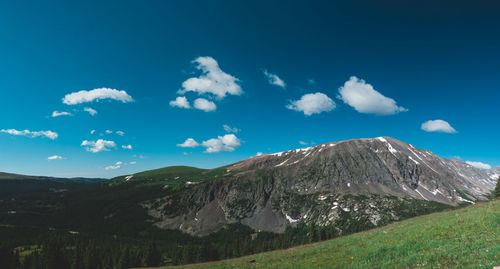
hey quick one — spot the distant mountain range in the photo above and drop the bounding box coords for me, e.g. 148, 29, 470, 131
111, 137, 497, 236
0, 172, 106, 183
0, 172, 106, 197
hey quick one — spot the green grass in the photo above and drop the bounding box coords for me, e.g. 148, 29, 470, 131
160, 199, 500, 269
109, 166, 230, 187
133, 166, 206, 180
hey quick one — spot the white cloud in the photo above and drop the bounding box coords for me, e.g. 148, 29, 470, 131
104, 165, 121, 170
263, 70, 286, 88
177, 138, 200, 148
421, 120, 457, 133
338, 76, 407, 115
286, 92, 335, 116
223, 124, 240, 133
1, 129, 58, 140
81, 139, 116, 153
90, 129, 96, 135
169, 96, 191, 109
194, 98, 216, 112
47, 155, 63, 160
299, 141, 308, 145
122, 144, 132, 150
51, 111, 72, 117
105, 130, 113, 134
62, 88, 134, 105
178, 56, 242, 100
105, 160, 136, 169
84, 107, 98, 116
201, 134, 241, 153
466, 161, 491, 170
116, 131, 125, 136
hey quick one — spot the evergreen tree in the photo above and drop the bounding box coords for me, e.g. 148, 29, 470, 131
43, 241, 69, 269
0, 247, 16, 269
309, 223, 318, 243
319, 227, 327, 241
181, 246, 192, 264
143, 242, 161, 267
84, 243, 100, 269
118, 247, 130, 269
12, 250, 20, 269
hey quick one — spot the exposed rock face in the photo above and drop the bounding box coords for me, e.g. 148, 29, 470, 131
144, 137, 496, 236
487, 167, 500, 182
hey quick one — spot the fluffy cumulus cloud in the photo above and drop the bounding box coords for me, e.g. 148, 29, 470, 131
223, 124, 240, 133
84, 107, 97, 116
465, 161, 492, 170
105, 160, 137, 170
178, 56, 243, 100
104, 162, 121, 170
263, 70, 286, 88
81, 139, 116, 153
90, 129, 96, 135
62, 88, 134, 105
105, 130, 113, 134
1, 129, 58, 140
193, 98, 216, 112
177, 135, 241, 153
47, 155, 63, 160
202, 134, 241, 153
421, 120, 457, 133
169, 96, 191, 109
286, 92, 335, 116
51, 111, 72, 117
122, 144, 132, 150
338, 76, 407, 115
116, 131, 125, 136
177, 138, 200, 148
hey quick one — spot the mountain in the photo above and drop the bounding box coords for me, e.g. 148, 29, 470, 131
0, 172, 106, 197
487, 167, 500, 182
0, 171, 106, 183
113, 137, 496, 236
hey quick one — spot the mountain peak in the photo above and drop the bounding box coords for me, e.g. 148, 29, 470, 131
112, 136, 498, 236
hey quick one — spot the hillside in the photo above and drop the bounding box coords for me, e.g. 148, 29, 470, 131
159, 199, 500, 269
115, 137, 496, 236
0, 172, 106, 183
0, 172, 106, 197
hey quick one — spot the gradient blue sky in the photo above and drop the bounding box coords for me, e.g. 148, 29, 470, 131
1, 0, 499, 178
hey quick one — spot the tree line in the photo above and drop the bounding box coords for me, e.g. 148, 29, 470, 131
0, 220, 368, 269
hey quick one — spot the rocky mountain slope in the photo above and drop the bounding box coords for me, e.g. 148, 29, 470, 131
115, 137, 497, 236
487, 167, 500, 182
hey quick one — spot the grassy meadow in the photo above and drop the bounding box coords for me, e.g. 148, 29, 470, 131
158, 199, 500, 269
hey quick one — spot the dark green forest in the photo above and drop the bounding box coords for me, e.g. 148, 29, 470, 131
0, 179, 454, 269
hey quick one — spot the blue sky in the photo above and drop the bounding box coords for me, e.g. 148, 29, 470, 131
1, 0, 499, 178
